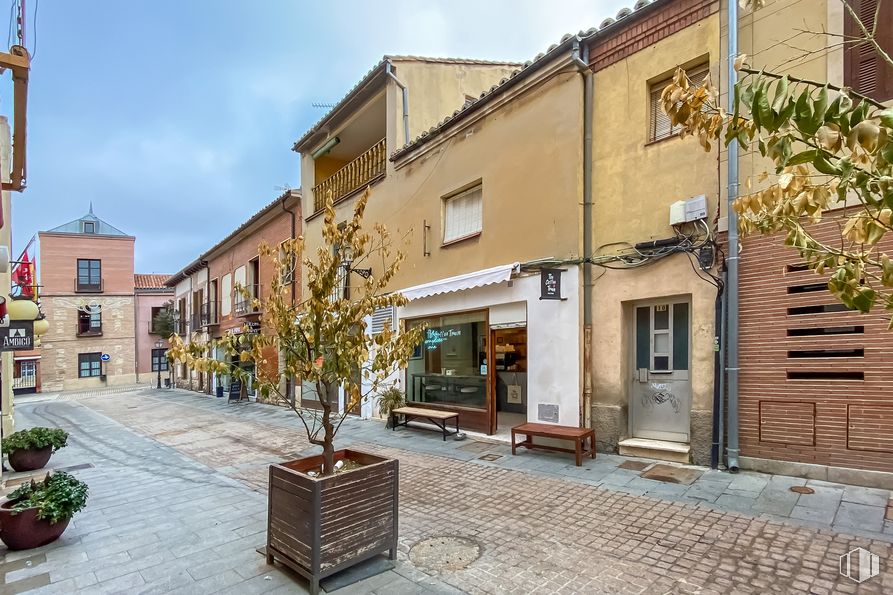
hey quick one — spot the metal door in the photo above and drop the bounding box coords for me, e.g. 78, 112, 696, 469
630, 301, 691, 442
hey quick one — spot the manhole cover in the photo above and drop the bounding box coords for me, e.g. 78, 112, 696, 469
478, 453, 502, 462
619, 460, 650, 471
790, 486, 815, 494
409, 536, 481, 571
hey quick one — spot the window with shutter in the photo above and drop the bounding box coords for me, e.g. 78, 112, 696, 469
844, 0, 893, 102
649, 63, 709, 142
443, 183, 483, 244
371, 306, 395, 335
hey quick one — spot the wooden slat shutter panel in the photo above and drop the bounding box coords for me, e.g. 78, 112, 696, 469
844, 0, 893, 102
650, 63, 710, 142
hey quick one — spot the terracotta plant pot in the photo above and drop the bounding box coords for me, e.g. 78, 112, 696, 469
7, 446, 53, 472
0, 501, 70, 550
266, 449, 398, 595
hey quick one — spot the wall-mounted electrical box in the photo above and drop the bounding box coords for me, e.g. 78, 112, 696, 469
669, 195, 707, 226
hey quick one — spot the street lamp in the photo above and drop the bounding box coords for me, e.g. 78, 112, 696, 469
155, 339, 165, 389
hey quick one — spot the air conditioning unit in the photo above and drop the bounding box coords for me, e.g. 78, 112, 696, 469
669, 195, 707, 226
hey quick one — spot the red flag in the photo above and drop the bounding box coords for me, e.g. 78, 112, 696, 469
12, 251, 33, 298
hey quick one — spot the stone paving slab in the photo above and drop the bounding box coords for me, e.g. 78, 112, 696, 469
4, 388, 893, 594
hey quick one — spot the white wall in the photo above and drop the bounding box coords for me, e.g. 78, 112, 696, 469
397, 267, 582, 427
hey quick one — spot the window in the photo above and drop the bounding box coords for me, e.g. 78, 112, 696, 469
649, 63, 709, 142
405, 311, 488, 409
78, 352, 102, 378
635, 303, 689, 372
844, 0, 893, 102
77, 308, 102, 336
221, 273, 232, 316
151, 348, 169, 372
76, 259, 102, 291
443, 184, 483, 244
83, 221, 95, 234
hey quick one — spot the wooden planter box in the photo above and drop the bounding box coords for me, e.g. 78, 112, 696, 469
266, 449, 398, 595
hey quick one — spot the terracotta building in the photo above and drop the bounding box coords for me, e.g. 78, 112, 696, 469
167, 190, 301, 401
134, 274, 174, 383
37, 207, 138, 391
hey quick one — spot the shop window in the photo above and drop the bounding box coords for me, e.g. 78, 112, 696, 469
649, 63, 709, 142
844, 0, 893, 102
78, 352, 102, 378
405, 310, 488, 409
151, 348, 169, 372
443, 184, 483, 244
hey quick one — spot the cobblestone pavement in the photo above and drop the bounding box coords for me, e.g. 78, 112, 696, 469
2, 388, 892, 594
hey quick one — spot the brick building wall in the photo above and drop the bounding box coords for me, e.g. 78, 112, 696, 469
738, 220, 893, 473
38, 231, 137, 391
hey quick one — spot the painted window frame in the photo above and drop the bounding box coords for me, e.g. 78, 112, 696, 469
78, 352, 102, 378
442, 182, 483, 245
648, 62, 709, 143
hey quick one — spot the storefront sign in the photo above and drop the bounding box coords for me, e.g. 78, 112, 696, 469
228, 377, 242, 401
540, 268, 565, 300
424, 327, 462, 350
0, 320, 33, 351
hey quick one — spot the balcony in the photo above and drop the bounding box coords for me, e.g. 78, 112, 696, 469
76, 323, 102, 338
234, 286, 259, 316
175, 319, 188, 335
312, 138, 386, 214
74, 278, 104, 293
200, 302, 219, 327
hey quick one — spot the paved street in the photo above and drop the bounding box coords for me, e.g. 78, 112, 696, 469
1, 387, 892, 594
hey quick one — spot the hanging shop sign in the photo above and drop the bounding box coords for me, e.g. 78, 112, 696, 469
539, 268, 565, 301
0, 320, 33, 351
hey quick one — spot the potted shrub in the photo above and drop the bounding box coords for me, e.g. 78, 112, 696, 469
0, 472, 88, 550
170, 189, 424, 595
2, 427, 69, 472
378, 386, 406, 429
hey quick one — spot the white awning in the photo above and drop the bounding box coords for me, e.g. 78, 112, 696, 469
398, 262, 519, 301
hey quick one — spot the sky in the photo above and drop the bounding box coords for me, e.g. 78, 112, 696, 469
4, 0, 631, 274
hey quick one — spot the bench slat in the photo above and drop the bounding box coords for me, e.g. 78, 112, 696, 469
511, 422, 591, 438
392, 406, 458, 420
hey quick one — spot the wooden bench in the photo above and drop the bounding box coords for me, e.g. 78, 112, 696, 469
511, 422, 596, 466
391, 406, 460, 441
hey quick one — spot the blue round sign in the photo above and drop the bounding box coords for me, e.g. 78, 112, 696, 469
100, 353, 110, 362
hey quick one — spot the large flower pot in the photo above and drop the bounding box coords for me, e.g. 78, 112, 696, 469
7, 446, 53, 472
0, 501, 70, 550
266, 449, 398, 595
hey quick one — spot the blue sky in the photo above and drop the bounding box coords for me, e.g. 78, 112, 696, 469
6, 0, 629, 273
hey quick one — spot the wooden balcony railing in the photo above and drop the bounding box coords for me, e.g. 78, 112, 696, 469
312, 138, 386, 214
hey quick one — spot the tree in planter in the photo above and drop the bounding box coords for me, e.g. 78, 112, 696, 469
662, 0, 893, 323
168, 189, 425, 475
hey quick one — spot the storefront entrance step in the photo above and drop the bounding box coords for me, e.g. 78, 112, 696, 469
618, 438, 691, 464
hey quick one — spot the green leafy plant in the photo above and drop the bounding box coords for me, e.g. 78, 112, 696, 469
7, 472, 89, 524
2, 427, 68, 455
377, 386, 406, 419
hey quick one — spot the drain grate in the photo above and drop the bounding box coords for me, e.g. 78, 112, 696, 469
409, 536, 481, 571
55, 463, 95, 472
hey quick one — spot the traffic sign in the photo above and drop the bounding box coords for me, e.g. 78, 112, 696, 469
100, 353, 110, 362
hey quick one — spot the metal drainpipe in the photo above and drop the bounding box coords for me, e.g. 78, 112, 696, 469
725, 0, 741, 472
385, 63, 410, 146
281, 193, 297, 304
572, 39, 594, 430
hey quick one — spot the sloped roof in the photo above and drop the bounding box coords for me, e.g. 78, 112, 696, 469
134, 274, 172, 290
292, 55, 523, 152
45, 204, 130, 237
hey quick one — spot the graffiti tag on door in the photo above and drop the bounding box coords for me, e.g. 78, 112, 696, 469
642, 382, 680, 414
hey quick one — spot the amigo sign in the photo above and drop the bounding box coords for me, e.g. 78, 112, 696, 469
0, 321, 33, 351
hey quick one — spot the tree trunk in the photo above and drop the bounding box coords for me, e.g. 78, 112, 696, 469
319, 380, 337, 476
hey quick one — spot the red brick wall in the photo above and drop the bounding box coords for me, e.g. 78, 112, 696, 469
738, 220, 893, 472
39, 232, 135, 296
587, 0, 718, 73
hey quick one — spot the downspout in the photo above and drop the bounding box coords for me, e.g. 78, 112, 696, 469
725, 0, 741, 472
572, 39, 594, 430
281, 194, 297, 304
385, 62, 410, 147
